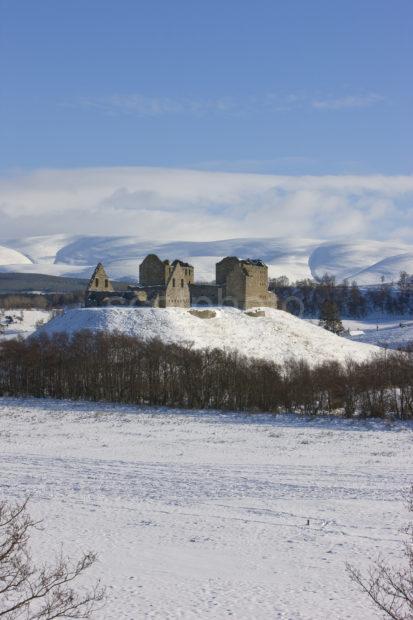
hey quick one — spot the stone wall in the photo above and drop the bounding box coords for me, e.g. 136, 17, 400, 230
190, 284, 223, 306
164, 262, 191, 308
216, 257, 240, 286
225, 261, 277, 309
139, 254, 166, 286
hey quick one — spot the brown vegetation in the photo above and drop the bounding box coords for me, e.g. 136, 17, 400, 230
0, 332, 412, 418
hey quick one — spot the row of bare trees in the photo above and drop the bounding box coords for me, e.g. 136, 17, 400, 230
0, 331, 412, 418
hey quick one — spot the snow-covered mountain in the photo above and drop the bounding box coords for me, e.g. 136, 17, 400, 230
1, 234, 413, 284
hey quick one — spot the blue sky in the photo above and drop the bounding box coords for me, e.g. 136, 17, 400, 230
1, 0, 412, 174
0, 0, 412, 242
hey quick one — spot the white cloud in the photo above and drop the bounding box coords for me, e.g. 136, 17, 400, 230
0, 167, 412, 243
68, 91, 385, 117
73, 94, 237, 117
312, 94, 384, 110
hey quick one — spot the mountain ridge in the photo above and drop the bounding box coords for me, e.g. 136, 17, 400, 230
1, 234, 412, 285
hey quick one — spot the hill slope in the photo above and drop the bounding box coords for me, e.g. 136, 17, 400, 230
0, 244, 33, 266
41, 306, 380, 366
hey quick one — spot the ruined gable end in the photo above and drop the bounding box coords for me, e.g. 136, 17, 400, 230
139, 254, 166, 286
87, 263, 114, 292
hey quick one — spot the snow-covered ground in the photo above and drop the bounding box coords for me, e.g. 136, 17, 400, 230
0, 397, 411, 619
341, 318, 413, 349
305, 317, 413, 350
348, 323, 413, 348
40, 306, 381, 366
1, 234, 413, 284
0, 309, 52, 340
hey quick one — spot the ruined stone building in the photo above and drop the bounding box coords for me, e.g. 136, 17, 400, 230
219, 257, 277, 310
85, 254, 277, 310
84, 263, 121, 307
130, 254, 192, 308
85, 255, 192, 308
191, 256, 277, 310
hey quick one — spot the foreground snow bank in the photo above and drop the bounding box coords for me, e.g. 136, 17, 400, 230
40, 306, 380, 366
0, 397, 411, 619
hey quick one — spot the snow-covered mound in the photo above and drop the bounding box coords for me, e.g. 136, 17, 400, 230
1, 234, 413, 284
40, 306, 380, 366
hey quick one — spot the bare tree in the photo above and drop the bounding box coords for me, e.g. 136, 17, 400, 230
0, 497, 105, 619
347, 488, 413, 619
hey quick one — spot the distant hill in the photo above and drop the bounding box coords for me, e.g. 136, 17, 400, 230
0, 272, 128, 294
1, 234, 413, 285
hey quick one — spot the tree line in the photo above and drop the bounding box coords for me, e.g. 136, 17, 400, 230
270, 272, 413, 318
0, 292, 85, 310
0, 331, 412, 419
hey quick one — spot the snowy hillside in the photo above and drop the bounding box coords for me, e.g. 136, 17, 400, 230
41, 306, 380, 366
1, 234, 413, 284
309, 240, 413, 284
0, 244, 33, 266
1, 397, 411, 619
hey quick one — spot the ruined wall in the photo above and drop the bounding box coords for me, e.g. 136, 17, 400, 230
164, 263, 191, 308
225, 263, 247, 308
139, 255, 194, 288
190, 284, 223, 306
215, 257, 240, 286
243, 263, 277, 309
224, 261, 277, 309
139, 254, 166, 286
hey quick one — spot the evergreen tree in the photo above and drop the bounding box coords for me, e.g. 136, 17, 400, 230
348, 281, 366, 318
318, 299, 344, 334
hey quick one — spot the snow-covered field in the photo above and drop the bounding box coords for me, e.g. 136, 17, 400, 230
0, 309, 52, 340
1, 234, 413, 284
344, 319, 413, 349
306, 317, 413, 350
305, 317, 413, 349
0, 397, 411, 619
40, 306, 380, 366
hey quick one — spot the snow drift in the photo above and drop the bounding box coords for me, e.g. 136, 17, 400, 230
40, 306, 380, 366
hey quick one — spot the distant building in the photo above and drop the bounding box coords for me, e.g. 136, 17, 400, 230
221, 257, 277, 310
139, 254, 194, 287
84, 263, 122, 307
85, 256, 191, 308
85, 254, 277, 310
129, 256, 191, 308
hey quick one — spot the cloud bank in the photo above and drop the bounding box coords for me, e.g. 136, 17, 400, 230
0, 167, 412, 243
